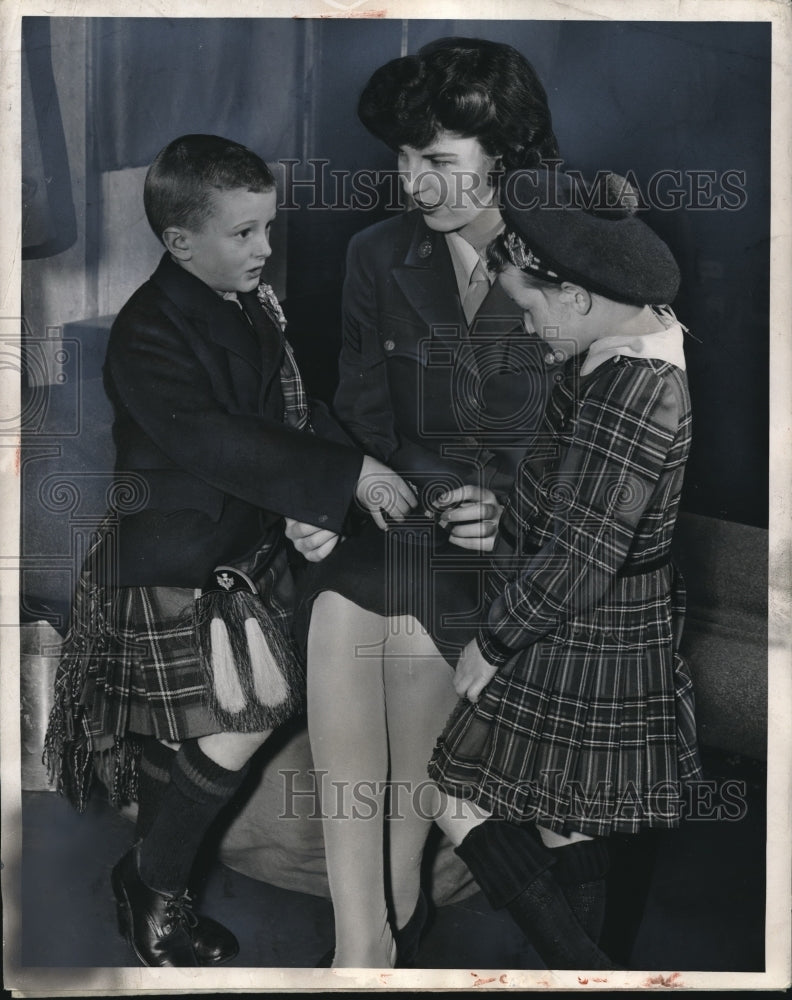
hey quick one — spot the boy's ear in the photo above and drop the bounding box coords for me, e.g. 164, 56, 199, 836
559, 282, 592, 315
162, 227, 192, 260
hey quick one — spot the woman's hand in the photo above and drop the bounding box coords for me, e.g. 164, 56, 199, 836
434, 485, 502, 551
454, 639, 498, 703
284, 518, 341, 562
355, 455, 418, 531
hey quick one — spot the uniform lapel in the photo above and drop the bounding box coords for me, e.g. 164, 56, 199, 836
392, 215, 467, 336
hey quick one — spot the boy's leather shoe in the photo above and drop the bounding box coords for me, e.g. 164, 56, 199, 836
125, 838, 238, 964
191, 914, 239, 965
111, 847, 199, 967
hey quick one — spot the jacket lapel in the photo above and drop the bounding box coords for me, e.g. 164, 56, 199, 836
150, 253, 263, 374
392, 216, 467, 336
237, 288, 284, 382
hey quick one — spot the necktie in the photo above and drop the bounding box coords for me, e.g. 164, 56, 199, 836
462, 259, 490, 326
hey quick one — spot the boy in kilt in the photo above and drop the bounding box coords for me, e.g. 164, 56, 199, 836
426, 168, 703, 969
43, 134, 416, 968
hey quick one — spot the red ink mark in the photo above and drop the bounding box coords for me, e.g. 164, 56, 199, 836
14, 445, 20, 476
473, 978, 497, 987
499, 975, 509, 984
578, 978, 589, 984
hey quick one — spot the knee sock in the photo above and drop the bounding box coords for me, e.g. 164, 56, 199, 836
137, 740, 249, 895
550, 838, 610, 944
135, 739, 176, 841
455, 819, 617, 971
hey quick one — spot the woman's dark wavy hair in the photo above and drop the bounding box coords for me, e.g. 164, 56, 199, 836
358, 37, 559, 170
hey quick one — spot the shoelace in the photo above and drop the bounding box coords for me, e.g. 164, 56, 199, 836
162, 891, 199, 936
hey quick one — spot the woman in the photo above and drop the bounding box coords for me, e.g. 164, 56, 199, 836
428, 168, 703, 970
287, 37, 564, 968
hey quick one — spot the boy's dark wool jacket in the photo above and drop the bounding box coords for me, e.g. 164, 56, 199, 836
104, 252, 363, 587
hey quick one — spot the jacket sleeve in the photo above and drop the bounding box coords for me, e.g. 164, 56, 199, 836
106, 308, 364, 534
477, 364, 688, 666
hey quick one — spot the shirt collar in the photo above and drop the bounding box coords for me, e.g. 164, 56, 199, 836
580, 311, 687, 375
445, 211, 505, 299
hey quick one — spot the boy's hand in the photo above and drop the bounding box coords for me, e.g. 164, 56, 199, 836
355, 456, 418, 531
284, 518, 340, 562
454, 639, 498, 703
433, 485, 502, 551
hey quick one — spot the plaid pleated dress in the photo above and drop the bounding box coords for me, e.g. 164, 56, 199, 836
428, 333, 704, 837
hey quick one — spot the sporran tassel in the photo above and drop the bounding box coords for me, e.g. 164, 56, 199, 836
194, 565, 303, 731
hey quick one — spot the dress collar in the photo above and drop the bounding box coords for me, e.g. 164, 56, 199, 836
580, 307, 688, 375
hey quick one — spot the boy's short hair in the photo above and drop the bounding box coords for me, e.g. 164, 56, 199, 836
144, 134, 276, 243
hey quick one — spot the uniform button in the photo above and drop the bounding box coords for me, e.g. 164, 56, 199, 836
544, 351, 556, 365
554, 373, 564, 383
317, 514, 328, 523
553, 349, 566, 364
384, 339, 395, 352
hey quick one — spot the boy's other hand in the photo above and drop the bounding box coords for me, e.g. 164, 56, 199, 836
355, 456, 418, 531
284, 518, 340, 562
433, 485, 502, 551
454, 639, 498, 703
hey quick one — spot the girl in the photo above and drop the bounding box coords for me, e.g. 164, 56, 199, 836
428, 167, 703, 970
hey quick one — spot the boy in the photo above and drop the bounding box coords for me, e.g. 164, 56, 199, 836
45, 134, 415, 967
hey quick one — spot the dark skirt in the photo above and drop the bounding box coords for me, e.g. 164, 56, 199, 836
294, 513, 488, 663
44, 531, 304, 811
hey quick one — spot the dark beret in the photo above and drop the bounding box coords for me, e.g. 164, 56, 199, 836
499, 169, 680, 305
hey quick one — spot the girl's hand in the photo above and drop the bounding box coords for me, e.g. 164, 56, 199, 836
284, 518, 341, 562
355, 455, 418, 531
454, 639, 498, 702
434, 485, 502, 551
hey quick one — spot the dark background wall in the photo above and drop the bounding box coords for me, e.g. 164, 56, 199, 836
28, 16, 771, 532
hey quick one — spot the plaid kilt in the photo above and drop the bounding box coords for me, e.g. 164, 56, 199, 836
43, 528, 303, 811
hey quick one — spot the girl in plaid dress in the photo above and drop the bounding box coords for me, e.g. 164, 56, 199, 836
43, 134, 415, 968
426, 168, 703, 968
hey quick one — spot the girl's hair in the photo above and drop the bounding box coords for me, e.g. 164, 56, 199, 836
358, 37, 559, 169
144, 134, 275, 243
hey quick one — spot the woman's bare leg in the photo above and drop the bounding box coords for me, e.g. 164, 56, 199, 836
382, 617, 460, 930
307, 592, 396, 968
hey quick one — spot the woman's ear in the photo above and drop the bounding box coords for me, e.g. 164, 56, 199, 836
559, 282, 592, 315
162, 227, 192, 260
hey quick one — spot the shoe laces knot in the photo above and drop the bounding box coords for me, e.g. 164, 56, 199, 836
162, 890, 198, 935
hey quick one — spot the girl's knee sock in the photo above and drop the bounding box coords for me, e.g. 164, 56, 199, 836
549, 838, 610, 944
